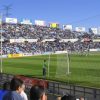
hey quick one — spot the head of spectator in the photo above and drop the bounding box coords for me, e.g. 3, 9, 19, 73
10, 77, 24, 94
3, 82, 10, 91
0, 82, 10, 100
3, 78, 24, 100
57, 96, 61, 100
30, 85, 47, 100
79, 97, 85, 100
61, 95, 75, 100
20, 84, 28, 100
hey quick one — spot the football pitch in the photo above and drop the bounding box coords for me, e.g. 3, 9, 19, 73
2, 52, 100, 88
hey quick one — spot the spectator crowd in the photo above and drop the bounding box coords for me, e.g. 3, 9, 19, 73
0, 77, 78, 100
0, 23, 100, 55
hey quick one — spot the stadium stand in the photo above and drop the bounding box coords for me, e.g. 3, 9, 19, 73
1, 23, 100, 55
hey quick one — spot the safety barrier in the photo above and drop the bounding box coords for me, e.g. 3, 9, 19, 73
0, 73, 100, 100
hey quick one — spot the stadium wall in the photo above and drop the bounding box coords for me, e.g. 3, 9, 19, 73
0, 49, 100, 58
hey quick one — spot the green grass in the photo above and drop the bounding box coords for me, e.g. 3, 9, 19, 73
2, 53, 100, 88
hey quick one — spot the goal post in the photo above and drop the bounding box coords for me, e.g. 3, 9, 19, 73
55, 51, 71, 77
46, 50, 71, 78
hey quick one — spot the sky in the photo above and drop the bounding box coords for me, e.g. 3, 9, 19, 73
0, 0, 100, 29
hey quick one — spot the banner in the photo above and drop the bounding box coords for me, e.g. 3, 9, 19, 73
55, 51, 68, 54
63, 25, 72, 30
50, 23, 59, 28
8, 54, 23, 58
93, 39, 100, 42
75, 27, 85, 32
21, 19, 32, 25
90, 49, 99, 51
23, 53, 32, 57
35, 20, 45, 26
25, 39, 38, 42
60, 39, 78, 43
10, 39, 25, 43
89, 28, 97, 34
0, 55, 7, 58
6, 17, 17, 24
42, 39, 55, 42
10, 39, 38, 43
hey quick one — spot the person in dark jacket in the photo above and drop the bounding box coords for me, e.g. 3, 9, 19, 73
0, 82, 10, 100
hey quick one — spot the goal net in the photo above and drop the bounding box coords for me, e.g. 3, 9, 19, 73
55, 52, 70, 78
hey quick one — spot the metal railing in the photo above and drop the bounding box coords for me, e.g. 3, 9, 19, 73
48, 81, 100, 100
0, 73, 100, 100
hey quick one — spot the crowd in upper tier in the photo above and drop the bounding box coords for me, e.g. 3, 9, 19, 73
0, 23, 100, 54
